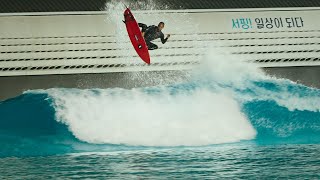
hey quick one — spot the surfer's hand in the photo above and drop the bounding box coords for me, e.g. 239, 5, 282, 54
166, 34, 171, 38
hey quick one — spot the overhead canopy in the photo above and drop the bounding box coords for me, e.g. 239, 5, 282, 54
0, 0, 319, 13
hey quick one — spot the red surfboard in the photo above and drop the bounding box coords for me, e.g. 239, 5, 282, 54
123, 8, 150, 64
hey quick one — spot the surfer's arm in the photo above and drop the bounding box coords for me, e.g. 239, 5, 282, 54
160, 33, 169, 44
138, 23, 147, 33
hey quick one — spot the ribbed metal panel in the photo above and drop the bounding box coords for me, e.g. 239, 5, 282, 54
161, 0, 320, 9
0, 0, 319, 13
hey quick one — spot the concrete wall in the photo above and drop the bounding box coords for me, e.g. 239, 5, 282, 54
0, 8, 320, 77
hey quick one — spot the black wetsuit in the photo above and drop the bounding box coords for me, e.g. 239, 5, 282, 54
138, 23, 168, 50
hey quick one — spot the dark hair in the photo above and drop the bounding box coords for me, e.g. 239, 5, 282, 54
158, 22, 165, 26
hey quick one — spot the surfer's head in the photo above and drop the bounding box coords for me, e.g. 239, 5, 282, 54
158, 22, 165, 31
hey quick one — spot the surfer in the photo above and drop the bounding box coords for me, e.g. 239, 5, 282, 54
138, 22, 170, 50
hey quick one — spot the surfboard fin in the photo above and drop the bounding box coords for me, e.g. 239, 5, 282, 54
122, 2, 128, 9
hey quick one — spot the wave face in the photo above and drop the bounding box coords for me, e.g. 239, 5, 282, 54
0, 50, 319, 157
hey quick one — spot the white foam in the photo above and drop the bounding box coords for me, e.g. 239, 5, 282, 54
193, 47, 320, 112
49, 87, 256, 146
44, 47, 320, 146
192, 47, 266, 89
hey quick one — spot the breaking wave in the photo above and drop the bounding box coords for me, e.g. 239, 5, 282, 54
1, 50, 319, 157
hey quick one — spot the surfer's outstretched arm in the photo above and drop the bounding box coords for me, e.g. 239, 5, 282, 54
160, 32, 170, 44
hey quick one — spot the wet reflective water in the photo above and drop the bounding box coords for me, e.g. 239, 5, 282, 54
1, 144, 319, 179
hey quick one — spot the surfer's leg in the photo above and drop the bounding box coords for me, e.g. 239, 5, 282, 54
147, 42, 158, 50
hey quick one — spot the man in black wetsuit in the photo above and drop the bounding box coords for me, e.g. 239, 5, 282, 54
138, 22, 170, 50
